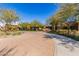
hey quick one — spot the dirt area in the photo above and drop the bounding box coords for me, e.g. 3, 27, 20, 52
0, 31, 54, 56
46, 33, 79, 56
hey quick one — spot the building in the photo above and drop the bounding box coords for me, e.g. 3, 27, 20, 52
63, 22, 79, 31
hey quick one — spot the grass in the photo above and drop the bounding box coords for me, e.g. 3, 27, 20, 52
0, 31, 24, 37
0, 30, 39, 37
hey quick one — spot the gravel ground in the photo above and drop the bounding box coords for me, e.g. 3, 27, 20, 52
1, 31, 78, 56
46, 33, 79, 56
0, 31, 54, 56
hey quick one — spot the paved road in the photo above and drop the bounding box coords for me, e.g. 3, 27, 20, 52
0, 32, 54, 56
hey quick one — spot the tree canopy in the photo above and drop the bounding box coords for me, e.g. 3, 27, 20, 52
0, 9, 19, 25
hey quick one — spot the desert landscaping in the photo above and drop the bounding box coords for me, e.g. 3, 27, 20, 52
0, 3, 79, 56
0, 31, 79, 56
0, 32, 54, 56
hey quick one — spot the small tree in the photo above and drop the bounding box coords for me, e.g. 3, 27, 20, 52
30, 20, 44, 31
19, 22, 31, 30
0, 9, 19, 31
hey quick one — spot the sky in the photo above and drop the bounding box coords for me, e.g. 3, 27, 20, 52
0, 3, 60, 24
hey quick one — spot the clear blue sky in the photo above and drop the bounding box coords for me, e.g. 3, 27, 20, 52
0, 3, 60, 24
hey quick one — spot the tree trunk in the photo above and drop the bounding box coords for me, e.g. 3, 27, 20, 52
68, 29, 70, 35
53, 25, 56, 31
67, 26, 70, 35
78, 23, 79, 31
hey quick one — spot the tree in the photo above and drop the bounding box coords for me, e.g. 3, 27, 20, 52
0, 9, 19, 31
31, 20, 44, 27
74, 10, 79, 31
61, 4, 77, 35
19, 22, 31, 30
48, 16, 61, 31
48, 4, 77, 35
30, 20, 44, 31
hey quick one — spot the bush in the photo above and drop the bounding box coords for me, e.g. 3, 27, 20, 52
0, 30, 24, 37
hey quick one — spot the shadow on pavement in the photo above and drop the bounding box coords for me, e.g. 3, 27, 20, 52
44, 33, 79, 51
